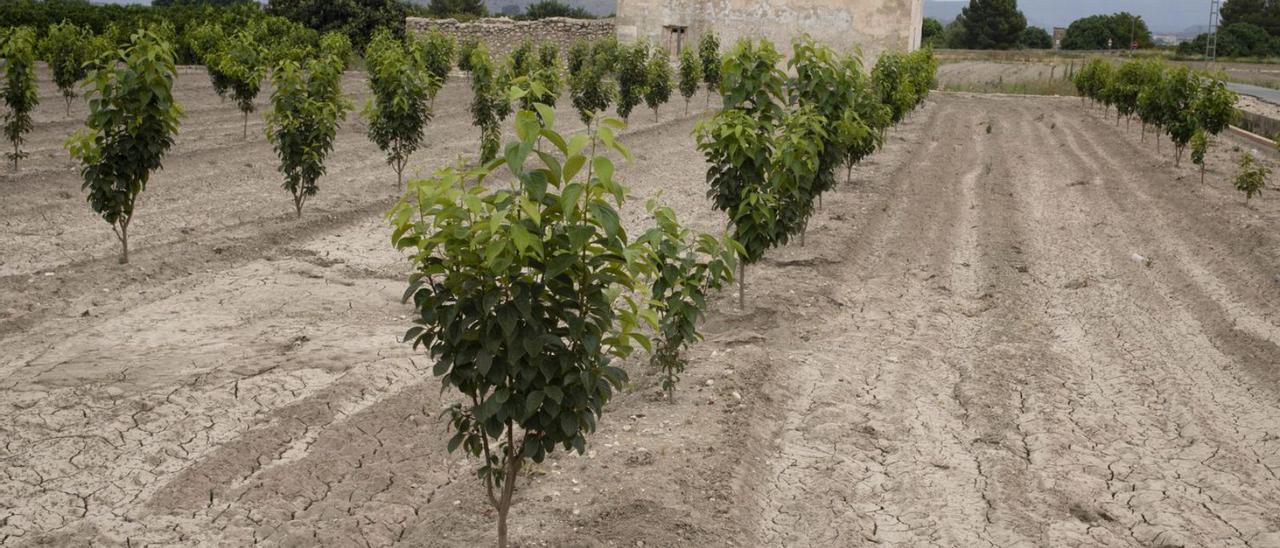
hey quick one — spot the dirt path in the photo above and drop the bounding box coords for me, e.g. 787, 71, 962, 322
3, 66, 1280, 547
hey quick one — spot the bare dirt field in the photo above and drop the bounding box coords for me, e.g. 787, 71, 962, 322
4, 65, 1280, 547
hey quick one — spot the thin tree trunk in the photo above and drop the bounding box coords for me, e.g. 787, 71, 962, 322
495, 449, 522, 548
738, 262, 745, 310
117, 221, 130, 264
66, 97, 72, 118
846, 163, 853, 184
1201, 163, 1206, 185
11, 142, 17, 171
243, 111, 248, 140
685, 99, 689, 116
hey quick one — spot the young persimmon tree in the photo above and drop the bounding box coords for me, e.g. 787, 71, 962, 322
365, 30, 434, 187
319, 32, 353, 71
390, 104, 657, 548
570, 45, 614, 127
643, 49, 672, 121
616, 42, 649, 122
842, 52, 889, 182
1156, 66, 1200, 165
469, 45, 511, 163
677, 46, 702, 115
640, 202, 737, 399
1190, 73, 1238, 172
697, 39, 827, 306
788, 37, 868, 213
213, 31, 267, 139
1235, 151, 1269, 203
2, 26, 38, 171
68, 30, 182, 264
1136, 66, 1169, 145
39, 22, 94, 117
699, 30, 720, 107
456, 37, 479, 73
412, 29, 455, 106
871, 51, 917, 125
1191, 128, 1209, 184
266, 55, 351, 218
186, 22, 232, 101
567, 39, 590, 76
534, 43, 562, 107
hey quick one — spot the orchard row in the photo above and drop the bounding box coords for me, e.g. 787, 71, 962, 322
5, 22, 935, 546
390, 36, 936, 546
1072, 58, 1255, 194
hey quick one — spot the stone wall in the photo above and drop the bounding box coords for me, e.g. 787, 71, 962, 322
614, 0, 923, 63
405, 17, 616, 59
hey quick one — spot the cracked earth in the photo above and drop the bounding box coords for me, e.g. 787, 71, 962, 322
3, 64, 1280, 546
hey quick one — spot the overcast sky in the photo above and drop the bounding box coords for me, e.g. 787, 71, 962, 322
929, 0, 1214, 34
95, 0, 1217, 34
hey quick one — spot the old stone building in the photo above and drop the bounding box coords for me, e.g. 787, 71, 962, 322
614, 0, 924, 60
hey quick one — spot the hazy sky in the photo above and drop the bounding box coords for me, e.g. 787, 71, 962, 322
929, 0, 1213, 34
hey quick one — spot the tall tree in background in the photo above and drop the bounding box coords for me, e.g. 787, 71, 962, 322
922, 17, 945, 48
1060, 13, 1152, 50
956, 0, 1026, 50
1019, 26, 1052, 49
267, 0, 409, 50
1221, 0, 1280, 36
426, 0, 487, 18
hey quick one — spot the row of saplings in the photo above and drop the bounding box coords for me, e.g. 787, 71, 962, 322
0, 22, 735, 262
389, 38, 936, 546
4, 21, 935, 542
1073, 57, 1272, 201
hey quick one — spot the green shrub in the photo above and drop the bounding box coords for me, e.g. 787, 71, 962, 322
2, 26, 39, 170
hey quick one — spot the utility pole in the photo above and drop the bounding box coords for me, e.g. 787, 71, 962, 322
1207, 0, 1221, 63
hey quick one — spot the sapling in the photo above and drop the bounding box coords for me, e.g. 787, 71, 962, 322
39, 22, 94, 117
1191, 129, 1208, 185
567, 39, 590, 76
1190, 73, 1238, 172
643, 49, 672, 121
699, 30, 720, 107
534, 43, 562, 107
456, 37, 479, 72
266, 56, 351, 218
677, 46, 702, 115
641, 202, 738, 400
1235, 151, 1269, 203
616, 42, 649, 122
213, 31, 267, 139
68, 30, 183, 264
569, 45, 614, 127
508, 39, 536, 78
697, 39, 827, 306
412, 29, 455, 105
469, 45, 509, 163
319, 32, 353, 72
1157, 66, 1201, 166
2, 26, 38, 171
365, 29, 434, 187
187, 22, 232, 101
390, 103, 658, 548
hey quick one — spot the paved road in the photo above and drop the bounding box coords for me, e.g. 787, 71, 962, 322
1228, 81, 1280, 105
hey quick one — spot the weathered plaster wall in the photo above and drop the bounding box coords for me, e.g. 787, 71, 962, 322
405, 17, 616, 59
614, 0, 923, 62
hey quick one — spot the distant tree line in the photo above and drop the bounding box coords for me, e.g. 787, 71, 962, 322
923, 1, 1152, 52
1178, 0, 1280, 58
921, 0, 1051, 50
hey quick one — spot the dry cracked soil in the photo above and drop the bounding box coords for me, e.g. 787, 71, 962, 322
2, 64, 1280, 547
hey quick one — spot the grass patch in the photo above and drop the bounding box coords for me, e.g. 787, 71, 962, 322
942, 79, 1079, 97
